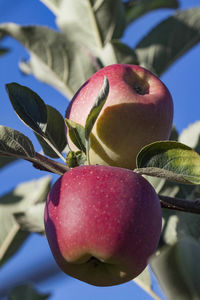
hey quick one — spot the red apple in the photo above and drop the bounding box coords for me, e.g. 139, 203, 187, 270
66, 64, 173, 169
44, 165, 162, 286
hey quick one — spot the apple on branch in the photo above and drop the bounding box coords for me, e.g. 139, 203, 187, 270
66, 64, 173, 169
44, 165, 162, 286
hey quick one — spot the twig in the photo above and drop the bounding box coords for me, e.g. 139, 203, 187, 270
159, 195, 200, 214
26, 152, 69, 175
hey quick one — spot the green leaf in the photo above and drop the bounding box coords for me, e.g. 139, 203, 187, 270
8, 283, 50, 300
135, 8, 200, 76
150, 236, 200, 300
136, 141, 200, 184
56, 0, 126, 48
124, 0, 179, 25
65, 119, 86, 153
35, 105, 67, 158
0, 156, 17, 169
66, 150, 87, 168
6, 83, 47, 135
14, 203, 45, 234
0, 176, 51, 266
85, 76, 109, 140
0, 24, 98, 98
0, 126, 35, 159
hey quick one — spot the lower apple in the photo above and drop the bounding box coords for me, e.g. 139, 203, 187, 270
44, 165, 162, 286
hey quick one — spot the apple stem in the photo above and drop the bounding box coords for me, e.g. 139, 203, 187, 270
159, 194, 200, 214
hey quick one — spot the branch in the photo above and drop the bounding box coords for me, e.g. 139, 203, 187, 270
26, 152, 69, 175
159, 195, 200, 214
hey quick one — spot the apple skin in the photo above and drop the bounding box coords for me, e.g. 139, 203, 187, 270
44, 165, 162, 286
66, 64, 173, 169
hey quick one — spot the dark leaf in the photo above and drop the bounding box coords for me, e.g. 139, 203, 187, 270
0, 31, 9, 56
0, 156, 17, 169
35, 105, 67, 158
170, 125, 179, 141
0, 231, 29, 268
124, 0, 179, 25
108, 40, 138, 65
6, 83, 47, 135
0, 47, 9, 56
8, 283, 49, 300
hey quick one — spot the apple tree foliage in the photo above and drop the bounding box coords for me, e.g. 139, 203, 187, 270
0, 0, 200, 299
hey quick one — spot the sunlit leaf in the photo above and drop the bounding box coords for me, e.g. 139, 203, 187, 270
0, 23, 97, 98
136, 141, 200, 184
134, 267, 161, 300
14, 203, 45, 234
124, 0, 179, 25
56, 0, 126, 49
135, 8, 200, 76
0, 176, 51, 266
65, 119, 86, 153
0, 126, 35, 159
85, 76, 109, 140
151, 237, 200, 300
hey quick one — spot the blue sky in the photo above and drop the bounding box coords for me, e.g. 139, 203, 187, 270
0, 0, 200, 299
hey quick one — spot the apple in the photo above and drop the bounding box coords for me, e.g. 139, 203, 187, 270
66, 64, 173, 169
44, 165, 162, 286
